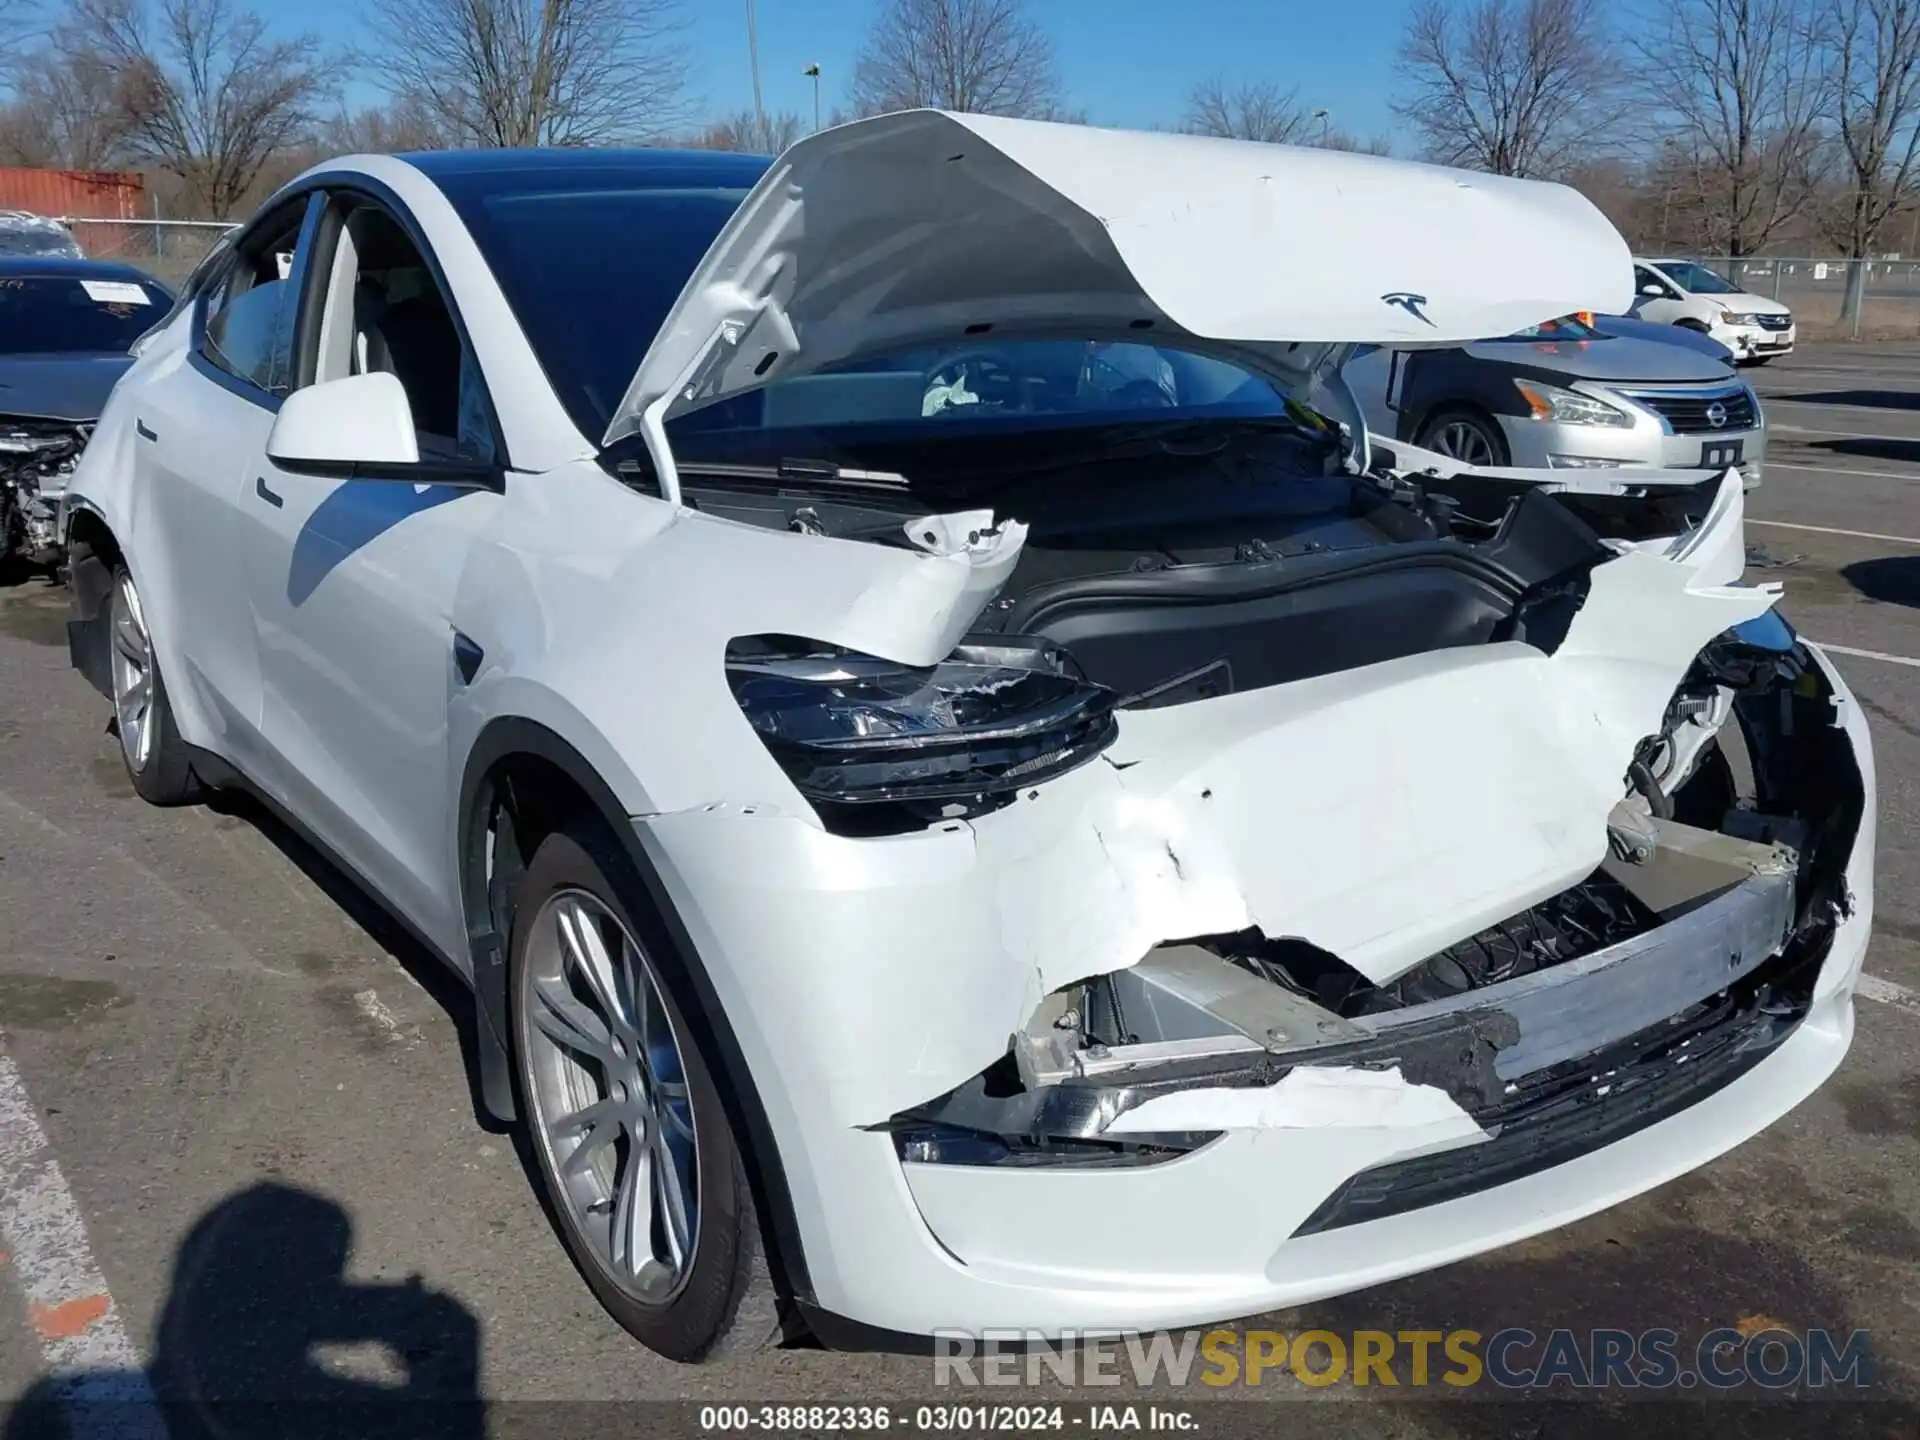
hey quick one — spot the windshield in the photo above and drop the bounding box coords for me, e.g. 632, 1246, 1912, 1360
0, 218, 82, 259
1500, 315, 1603, 341
671, 339, 1294, 439
431, 153, 768, 442
1658, 261, 1740, 295
0, 274, 169, 354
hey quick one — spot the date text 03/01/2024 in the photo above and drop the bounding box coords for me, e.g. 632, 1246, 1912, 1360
698, 1404, 1195, 1431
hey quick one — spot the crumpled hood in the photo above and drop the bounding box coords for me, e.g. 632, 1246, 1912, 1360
603, 109, 1635, 454
0, 353, 130, 423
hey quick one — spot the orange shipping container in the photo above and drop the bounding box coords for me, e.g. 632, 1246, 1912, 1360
0, 168, 146, 221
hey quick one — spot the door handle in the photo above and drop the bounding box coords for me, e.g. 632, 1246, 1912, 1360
135, 419, 158, 442
255, 475, 284, 508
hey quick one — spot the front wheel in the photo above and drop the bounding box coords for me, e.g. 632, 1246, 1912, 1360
509, 824, 781, 1362
108, 565, 201, 805
1416, 407, 1511, 468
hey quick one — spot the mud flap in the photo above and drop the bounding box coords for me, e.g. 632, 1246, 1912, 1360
65, 552, 113, 700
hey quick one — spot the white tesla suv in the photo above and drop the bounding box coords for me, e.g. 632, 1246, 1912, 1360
61, 114, 1874, 1361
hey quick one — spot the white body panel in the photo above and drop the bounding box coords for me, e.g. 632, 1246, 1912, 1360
61, 133, 1872, 1342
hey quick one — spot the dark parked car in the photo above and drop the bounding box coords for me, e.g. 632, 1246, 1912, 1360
0, 256, 172, 566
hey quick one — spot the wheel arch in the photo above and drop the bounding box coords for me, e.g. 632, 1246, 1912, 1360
455, 716, 816, 1304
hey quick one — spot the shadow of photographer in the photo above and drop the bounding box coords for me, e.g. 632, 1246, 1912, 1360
8, 1181, 482, 1439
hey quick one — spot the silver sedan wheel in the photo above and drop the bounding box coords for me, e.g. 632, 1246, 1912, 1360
523, 889, 699, 1304
1430, 419, 1499, 467
109, 572, 155, 774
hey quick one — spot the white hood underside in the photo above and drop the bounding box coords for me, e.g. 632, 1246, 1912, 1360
604, 110, 1636, 468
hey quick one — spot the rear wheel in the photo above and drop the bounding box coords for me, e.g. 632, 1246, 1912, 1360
1416, 407, 1510, 467
509, 824, 780, 1362
108, 565, 201, 805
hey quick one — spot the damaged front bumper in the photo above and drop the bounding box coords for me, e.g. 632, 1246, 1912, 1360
636, 621, 1873, 1337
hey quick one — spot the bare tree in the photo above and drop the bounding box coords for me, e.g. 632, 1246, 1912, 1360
319, 96, 454, 156
1395, 0, 1620, 176
1182, 78, 1316, 143
1181, 77, 1392, 153
849, 0, 1062, 118
695, 109, 805, 154
0, 0, 44, 84
1319, 129, 1395, 156
1633, 0, 1826, 257
0, 20, 139, 169
72, 0, 331, 218
1820, 0, 1920, 324
359, 0, 690, 147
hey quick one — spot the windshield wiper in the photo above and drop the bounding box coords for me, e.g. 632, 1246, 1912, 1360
676, 457, 912, 491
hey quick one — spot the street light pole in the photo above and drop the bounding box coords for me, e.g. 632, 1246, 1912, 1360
1310, 108, 1330, 146
746, 0, 766, 133
805, 63, 821, 131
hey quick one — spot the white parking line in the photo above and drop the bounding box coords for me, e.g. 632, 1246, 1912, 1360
1767, 461, 1920, 483
1767, 396, 1920, 420
1772, 421, 1920, 440
1810, 640, 1920, 671
1859, 972, 1920, 1016
0, 1051, 167, 1439
1749, 518, 1920, 545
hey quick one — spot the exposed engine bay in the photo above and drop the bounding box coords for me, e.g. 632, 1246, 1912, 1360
663, 405, 1726, 829
0, 419, 84, 567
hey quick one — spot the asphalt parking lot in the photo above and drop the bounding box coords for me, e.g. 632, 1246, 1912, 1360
2, 342, 1920, 1438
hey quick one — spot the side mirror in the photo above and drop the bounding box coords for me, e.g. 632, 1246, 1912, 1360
1639, 282, 1665, 297
266, 372, 420, 475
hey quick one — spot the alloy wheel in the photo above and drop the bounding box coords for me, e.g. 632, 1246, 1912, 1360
523, 889, 700, 1304
109, 573, 155, 774
1431, 419, 1498, 467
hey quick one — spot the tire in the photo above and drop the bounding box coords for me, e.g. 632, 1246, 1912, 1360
1416, 406, 1511, 468
1742, 355, 1774, 367
508, 823, 781, 1362
107, 564, 201, 805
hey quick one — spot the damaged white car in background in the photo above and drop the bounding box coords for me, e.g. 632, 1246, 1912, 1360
58, 113, 1874, 1361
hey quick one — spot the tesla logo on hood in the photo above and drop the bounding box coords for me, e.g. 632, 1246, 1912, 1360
1381, 292, 1436, 326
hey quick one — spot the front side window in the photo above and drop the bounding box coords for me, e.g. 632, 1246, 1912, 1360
310, 200, 494, 465
1659, 261, 1740, 295
201, 208, 305, 396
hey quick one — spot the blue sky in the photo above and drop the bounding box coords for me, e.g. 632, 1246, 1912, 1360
686, 1, 1411, 141
322, 1, 1414, 146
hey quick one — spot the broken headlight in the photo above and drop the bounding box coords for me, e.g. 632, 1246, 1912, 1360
725, 635, 1118, 808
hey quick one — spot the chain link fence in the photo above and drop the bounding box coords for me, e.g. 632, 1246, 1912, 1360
58, 216, 237, 289
1659, 256, 1920, 339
